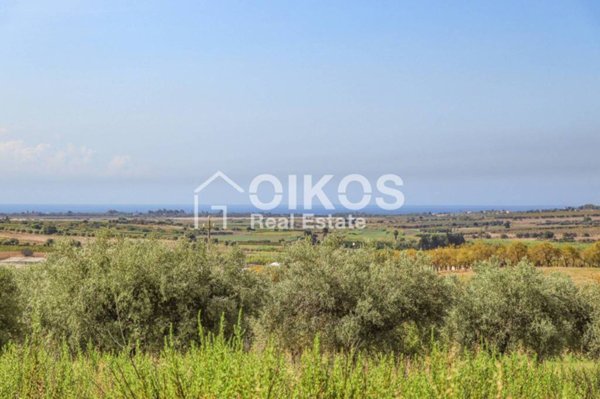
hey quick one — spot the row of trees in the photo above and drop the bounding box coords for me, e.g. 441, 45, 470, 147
426, 241, 600, 270
417, 232, 466, 250
2, 238, 600, 359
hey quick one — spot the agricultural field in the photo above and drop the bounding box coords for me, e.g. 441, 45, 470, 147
2, 206, 600, 266
442, 267, 600, 286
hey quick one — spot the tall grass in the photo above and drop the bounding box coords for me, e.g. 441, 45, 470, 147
1, 327, 599, 398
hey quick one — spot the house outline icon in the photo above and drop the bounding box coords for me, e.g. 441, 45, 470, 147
193, 171, 245, 229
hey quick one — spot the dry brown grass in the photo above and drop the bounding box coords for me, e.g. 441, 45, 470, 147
541, 267, 600, 286
442, 267, 600, 286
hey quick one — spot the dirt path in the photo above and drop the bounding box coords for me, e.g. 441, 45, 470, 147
0, 251, 47, 260
0, 231, 89, 244
0, 256, 46, 267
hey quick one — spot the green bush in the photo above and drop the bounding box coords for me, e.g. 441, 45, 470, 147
580, 284, 600, 357
0, 268, 22, 348
32, 237, 268, 352
447, 261, 586, 358
258, 241, 455, 354
20, 248, 33, 257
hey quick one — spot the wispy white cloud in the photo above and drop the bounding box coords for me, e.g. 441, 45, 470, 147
0, 140, 52, 164
0, 127, 8, 135
0, 139, 137, 179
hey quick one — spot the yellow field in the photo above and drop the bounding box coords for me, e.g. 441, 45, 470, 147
443, 267, 600, 286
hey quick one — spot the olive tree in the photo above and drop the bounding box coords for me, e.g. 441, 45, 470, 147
0, 268, 22, 348
35, 237, 268, 352
579, 284, 600, 357
447, 261, 585, 358
258, 241, 455, 354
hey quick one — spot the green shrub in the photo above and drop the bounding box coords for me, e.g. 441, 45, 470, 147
20, 248, 33, 257
447, 261, 586, 358
258, 241, 455, 354
580, 284, 600, 357
0, 268, 22, 348
32, 237, 268, 352
41, 224, 58, 235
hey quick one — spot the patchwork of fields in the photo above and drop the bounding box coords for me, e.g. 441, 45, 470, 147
2, 207, 600, 266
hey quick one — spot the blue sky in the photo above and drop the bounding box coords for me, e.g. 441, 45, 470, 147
1, 0, 599, 206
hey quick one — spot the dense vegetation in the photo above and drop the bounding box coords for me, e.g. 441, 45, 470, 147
3, 237, 600, 396
0, 269, 21, 348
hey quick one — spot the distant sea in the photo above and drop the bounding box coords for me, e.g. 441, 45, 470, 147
0, 204, 561, 215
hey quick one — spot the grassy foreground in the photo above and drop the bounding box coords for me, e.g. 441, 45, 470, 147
2, 331, 600, 399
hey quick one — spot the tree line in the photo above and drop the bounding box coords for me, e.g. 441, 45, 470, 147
426, 241, 600, 270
